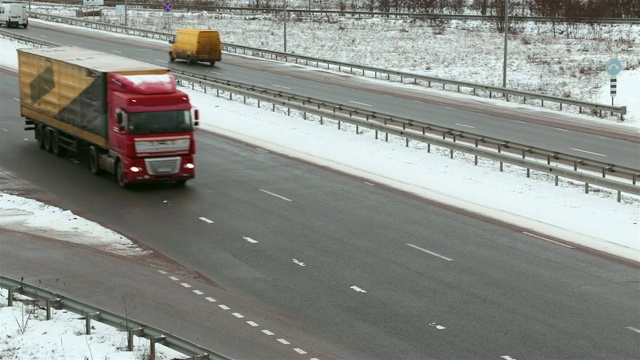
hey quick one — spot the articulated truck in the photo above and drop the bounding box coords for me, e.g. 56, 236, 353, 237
18, 46, 199, 187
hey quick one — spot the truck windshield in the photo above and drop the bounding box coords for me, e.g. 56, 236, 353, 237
128, 110, 192, 135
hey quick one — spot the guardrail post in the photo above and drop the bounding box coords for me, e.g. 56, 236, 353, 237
585, 183, 589, 194
7, 287, 20, 307
128, 328, 144, 351
85, 312, 100, 335
45, 298, 60, 320
555, 175, 559, 186
150, 336, 167, 358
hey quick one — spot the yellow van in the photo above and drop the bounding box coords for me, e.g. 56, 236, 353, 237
169, 29, 222, 66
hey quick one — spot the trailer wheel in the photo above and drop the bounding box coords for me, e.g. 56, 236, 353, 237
209, 61, 215, 67
116, 160, 128, 188
35, 124, 45, 149
176, 180, 187, 186
89, 146, 102, 175
187, 55, 194, 65
51, 131, 65, 157
43, 128, 52, 152
169, 52, 175, 62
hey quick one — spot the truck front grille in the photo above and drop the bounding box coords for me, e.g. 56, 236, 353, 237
145, 157, 181, 175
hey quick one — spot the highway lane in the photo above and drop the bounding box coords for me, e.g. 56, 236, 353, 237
2, 67, 639, 359
10, 21, 640, 170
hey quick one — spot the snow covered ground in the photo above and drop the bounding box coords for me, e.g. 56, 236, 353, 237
30, 3, 640, 123
0, 11, 639, 359
0, 289, 183, 360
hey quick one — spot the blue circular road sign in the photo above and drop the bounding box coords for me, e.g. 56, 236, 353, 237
163, 1, 173, 12
606, 58, 621, 76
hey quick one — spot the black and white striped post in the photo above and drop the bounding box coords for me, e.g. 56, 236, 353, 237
610, 76, 617, 105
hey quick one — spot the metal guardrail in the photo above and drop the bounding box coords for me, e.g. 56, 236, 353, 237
174, 71, 640, 201
0, 276, 233, 360
2, 28, 638, 201
26, 12, 628, 119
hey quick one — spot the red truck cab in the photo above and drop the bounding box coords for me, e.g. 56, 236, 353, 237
107, 72, 198, 186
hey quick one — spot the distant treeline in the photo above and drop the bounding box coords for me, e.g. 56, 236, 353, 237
48, 0, 640, 18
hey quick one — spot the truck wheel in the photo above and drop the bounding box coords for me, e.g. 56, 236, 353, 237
176, 180, 187, 186
169, 52, 175, 62
89, 146, 102, 175
23, 23, 28, 29
35, 125, 45, 149
51, 131, 65, 157
187, 55, 194, 65
116, 160, 128, 188
209, 61, 215, 67
43, 128, 52, 152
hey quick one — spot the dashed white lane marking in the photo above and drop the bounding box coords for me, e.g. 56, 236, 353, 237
243, 236, 258, 243
40, 35, 47, 38
219, 305, 230, 310
180, 283, 192, 288
169, 276, 179, 281
232, 312, 244, 318
205, 297, 216, 302
262, 330, 274, 335
273, 84, 291, 90
349, 100, 372, 107
364, 181, 375, 186
554, 128, 569, 132
13, 98, 20, 102
455, 123, 475, 128
523, 232, 575, 249
569, 147, 607, 157
294, 348, 307, 354
350, 286, 367, 293
199, 217, 214, 223
260, 189, 292, 202
277, 338, 290, 345
208, 71, 223, 75
157, 270, 168, 274
112, 50, 122, 53
626, 326, 640, 334
429, 323, 446, 330
501, 356, 517, 360
155, 59, 166, 63
247, 321, 259, 327
407, 243, 453, 261
293, 259, 306, 267
193, 290, 203, 295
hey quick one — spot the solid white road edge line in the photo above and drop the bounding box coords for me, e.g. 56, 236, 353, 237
523, 232, 575, 249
